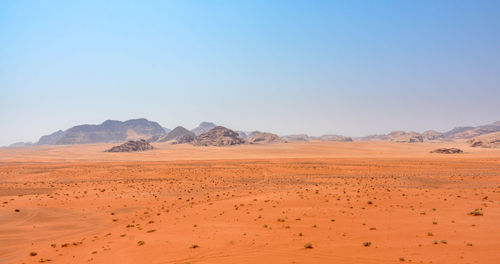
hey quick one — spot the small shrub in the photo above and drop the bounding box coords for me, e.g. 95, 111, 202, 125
304, 242, 313, 249
468, 210, 483, 216
137, 240, 145, 246
363, 241, 371, 247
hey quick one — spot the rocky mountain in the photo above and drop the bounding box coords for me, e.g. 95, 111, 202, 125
105, 139, 154, 152
157, 126, 195, 143
37, 130, 66, 145
237, 131, 248, 140
246, 132, 282, 144
313, 135, 353, 142
44, 119, 165, 145
356, 120, 500, 143
191, 122, 217, 136
162, 127, 172, 133
193, 126, 244, 146
422, 130, 444, 141
388, 131, 424, 143
444, 121, 500, 140
469, 132, 500, 148
281, 134, 310, 142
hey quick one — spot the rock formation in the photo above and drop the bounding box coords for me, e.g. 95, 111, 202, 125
45, 119, 165, 145
315, 135, 353, 142
191, 122, 217, 136
469, 132, 500, 148
246, 132, 282, 144
281, 134, 310, 142
193, 126, 244, 146
105, 139, 154, 152
37, 130, 66, 145
156, 126, 195, 143
430, 148, 463, 154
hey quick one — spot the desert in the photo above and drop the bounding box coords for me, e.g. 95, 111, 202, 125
1, 141, 499, 263
2, 1, 499, 263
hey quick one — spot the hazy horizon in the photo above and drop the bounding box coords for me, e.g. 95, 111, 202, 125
1, 1, 500, 146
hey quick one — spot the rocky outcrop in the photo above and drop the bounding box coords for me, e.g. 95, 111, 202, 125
315, 135, 352, 142
37, 130, 66, 145
389, 131, 424, 143
282, 134, 310, 142
105, 139, 154, 152
356, 120, 500, 143
156, 126, 195, 143
422, 130, 444, 141
193, 126, 244, 146
443, 121, 500, 140
237, 131, 248, 140
191, 122, 217, 136
53, 119, 165, 145
469, 132, 500, 148
430, 148, 463, 154
246, 132, 282, 144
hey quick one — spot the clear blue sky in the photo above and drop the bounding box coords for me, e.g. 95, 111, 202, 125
1, 0, 499, 145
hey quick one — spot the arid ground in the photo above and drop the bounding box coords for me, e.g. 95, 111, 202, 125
1, 142, 499, 263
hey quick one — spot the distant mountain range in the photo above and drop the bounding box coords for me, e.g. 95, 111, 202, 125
356, 120, 500, 143
6, 119, 500, 148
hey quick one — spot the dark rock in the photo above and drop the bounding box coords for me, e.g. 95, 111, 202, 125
430, 148, 463, 154
105, 139, 153, 152
193, 126, 244, 146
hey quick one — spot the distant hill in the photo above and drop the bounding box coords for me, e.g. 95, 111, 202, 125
191, 122, 217, 136
37, 130, 65, 145
157, 126, 195, 143
311, 135, 353, 142
8, 141, 34, 148
246, 132, 282, 144
38, 118, 165, 145
356, 120, 500, 143
469, 131, 500, 148
10, 118, 500, 146
282, 134, 310, 142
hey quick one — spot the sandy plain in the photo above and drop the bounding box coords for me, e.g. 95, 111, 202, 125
0, 141, 499, 263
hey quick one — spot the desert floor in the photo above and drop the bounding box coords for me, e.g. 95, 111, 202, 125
0, 142, 499, 264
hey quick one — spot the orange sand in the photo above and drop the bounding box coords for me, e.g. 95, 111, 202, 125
1, 142, 499, 263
